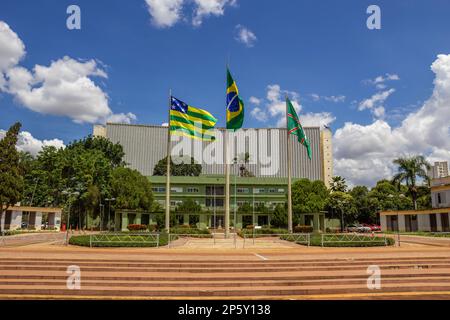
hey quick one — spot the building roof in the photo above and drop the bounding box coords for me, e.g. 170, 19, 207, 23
2, 206, 62, 213
149, 175, 298, 186
380, 207, 450, 216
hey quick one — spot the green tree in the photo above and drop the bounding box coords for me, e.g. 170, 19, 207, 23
327, 191, 357, 230
392, 155, 431, 210
271, 204, 288, 228
367, 180, 413, 212
292, 179, 329, 214
111, 167, 154, 211
349, 186, 376, 223
153, 156, 202, 177
67, 135, 125, 168
0, 123, 24, 232
175, 199, 202, 214
330, 176, 348, 193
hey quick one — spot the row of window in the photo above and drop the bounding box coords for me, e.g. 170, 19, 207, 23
156, 199, 285, 209
152, 186, 285, 194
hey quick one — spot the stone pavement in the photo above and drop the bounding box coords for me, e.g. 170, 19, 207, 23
1, 242, 450, 299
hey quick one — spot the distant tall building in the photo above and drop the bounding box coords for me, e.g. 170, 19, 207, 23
428, 161, 449, 179
320, 128, 333, 189
93, 123, 333, 185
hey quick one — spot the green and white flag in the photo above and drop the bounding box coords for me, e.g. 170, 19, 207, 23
286, 97, 312, 160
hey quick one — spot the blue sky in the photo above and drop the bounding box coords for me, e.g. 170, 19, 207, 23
1, 0, 450, 186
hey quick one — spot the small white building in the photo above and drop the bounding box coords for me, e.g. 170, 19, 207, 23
0, 206, 62, 231
380, 176, 450, 232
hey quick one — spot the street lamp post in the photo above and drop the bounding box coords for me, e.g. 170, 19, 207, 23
62, 190, 80, 245
105, 198, 116, 231
99, 204, 104, 232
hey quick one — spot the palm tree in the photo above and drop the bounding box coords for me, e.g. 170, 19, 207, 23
330, 176, 348, 193
392, 155, 431, 210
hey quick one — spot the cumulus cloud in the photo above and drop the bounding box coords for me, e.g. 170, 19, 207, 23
358, 88, 395, 119
0, 21, 25, 73
235, 25, 257, 47
250, 107, 268, 122
106, 112, 137, 124
145, 0, 236, 28
334, 55, 450, 186
249, 84, 335, 128
193, 0, 236, 26
0, 129, 65, 156
145, 0, 184, 28
249, 96, 261, 105
365, 73, 400, 89
310, 94, 346, 103
0, 21, 136, 125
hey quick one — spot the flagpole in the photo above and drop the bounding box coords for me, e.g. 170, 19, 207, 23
165, 89, 172, 233
286, 95, 293, 234
224, 130, 231, 238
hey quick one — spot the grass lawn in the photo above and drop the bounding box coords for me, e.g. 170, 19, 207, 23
396, 232, 450, 238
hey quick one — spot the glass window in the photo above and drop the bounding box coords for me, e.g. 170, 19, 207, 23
187, 187, 199, 193
237, 188, 249, 194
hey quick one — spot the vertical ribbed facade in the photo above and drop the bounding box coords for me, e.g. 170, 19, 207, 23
103, 123, 325, 181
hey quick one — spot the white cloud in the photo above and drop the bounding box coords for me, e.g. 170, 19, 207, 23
250, 107, 268, 122
0, 21, 26, 91
0, 21, 25, 73
358, 88, 395, 119
193, 0, 236, 26
0, 129, 65, 156
250, 84, 335, 128
1, 21, 137, 124
235, 25, 257, 47
310, 93, 346, 103
334, 55, 450, 186
365, 73, 400, 89
144, 0, 236, 28
249, 96, 261, 105
145, 0, 184, 28
106, 112, 137, 124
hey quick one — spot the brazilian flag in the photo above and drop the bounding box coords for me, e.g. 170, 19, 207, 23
226, 68, 244, 131
170, 96, 218, 142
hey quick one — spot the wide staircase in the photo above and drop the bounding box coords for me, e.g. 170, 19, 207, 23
2, 256, 450, 299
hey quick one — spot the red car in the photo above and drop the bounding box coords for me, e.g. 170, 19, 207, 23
362, 223, 381, 232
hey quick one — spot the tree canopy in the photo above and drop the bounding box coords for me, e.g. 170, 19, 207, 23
153, 156, 202, 177
0, 122, 24, 231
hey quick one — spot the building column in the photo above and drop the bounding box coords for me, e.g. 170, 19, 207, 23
418, 214, 431, 232
121, 212, 128, 232
10, 211, 23, 231
313, 213, 320, 233
436, 213, 443, 232
0, 211, 5, 231
398, 215, 406, 232
183, 214, 189, 226
135, 213, 142, 225
380, 215, 387, 232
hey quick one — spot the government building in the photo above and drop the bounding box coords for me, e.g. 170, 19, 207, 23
94, 123, 334, 230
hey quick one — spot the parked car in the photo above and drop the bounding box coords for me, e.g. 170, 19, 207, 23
362, 223, 381, 232
357, 225, 372, 233
346, 225, 359, 233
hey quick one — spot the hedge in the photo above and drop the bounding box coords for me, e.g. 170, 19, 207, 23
69, 233, 169, 247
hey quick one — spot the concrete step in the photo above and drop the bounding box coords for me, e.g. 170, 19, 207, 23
0, 263, 448, 273
2, 258, 450, 268
2, 275, 450, 288
2, 282, 450, 298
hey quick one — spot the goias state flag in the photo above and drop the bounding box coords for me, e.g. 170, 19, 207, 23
226, 68, 244, 131
170, 96, 218, 142
286, 97, 312, 160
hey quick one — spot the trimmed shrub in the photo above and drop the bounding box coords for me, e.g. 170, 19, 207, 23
294, 225, 314, 233
69, 233, 170, 247
127, 224, 148, 231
